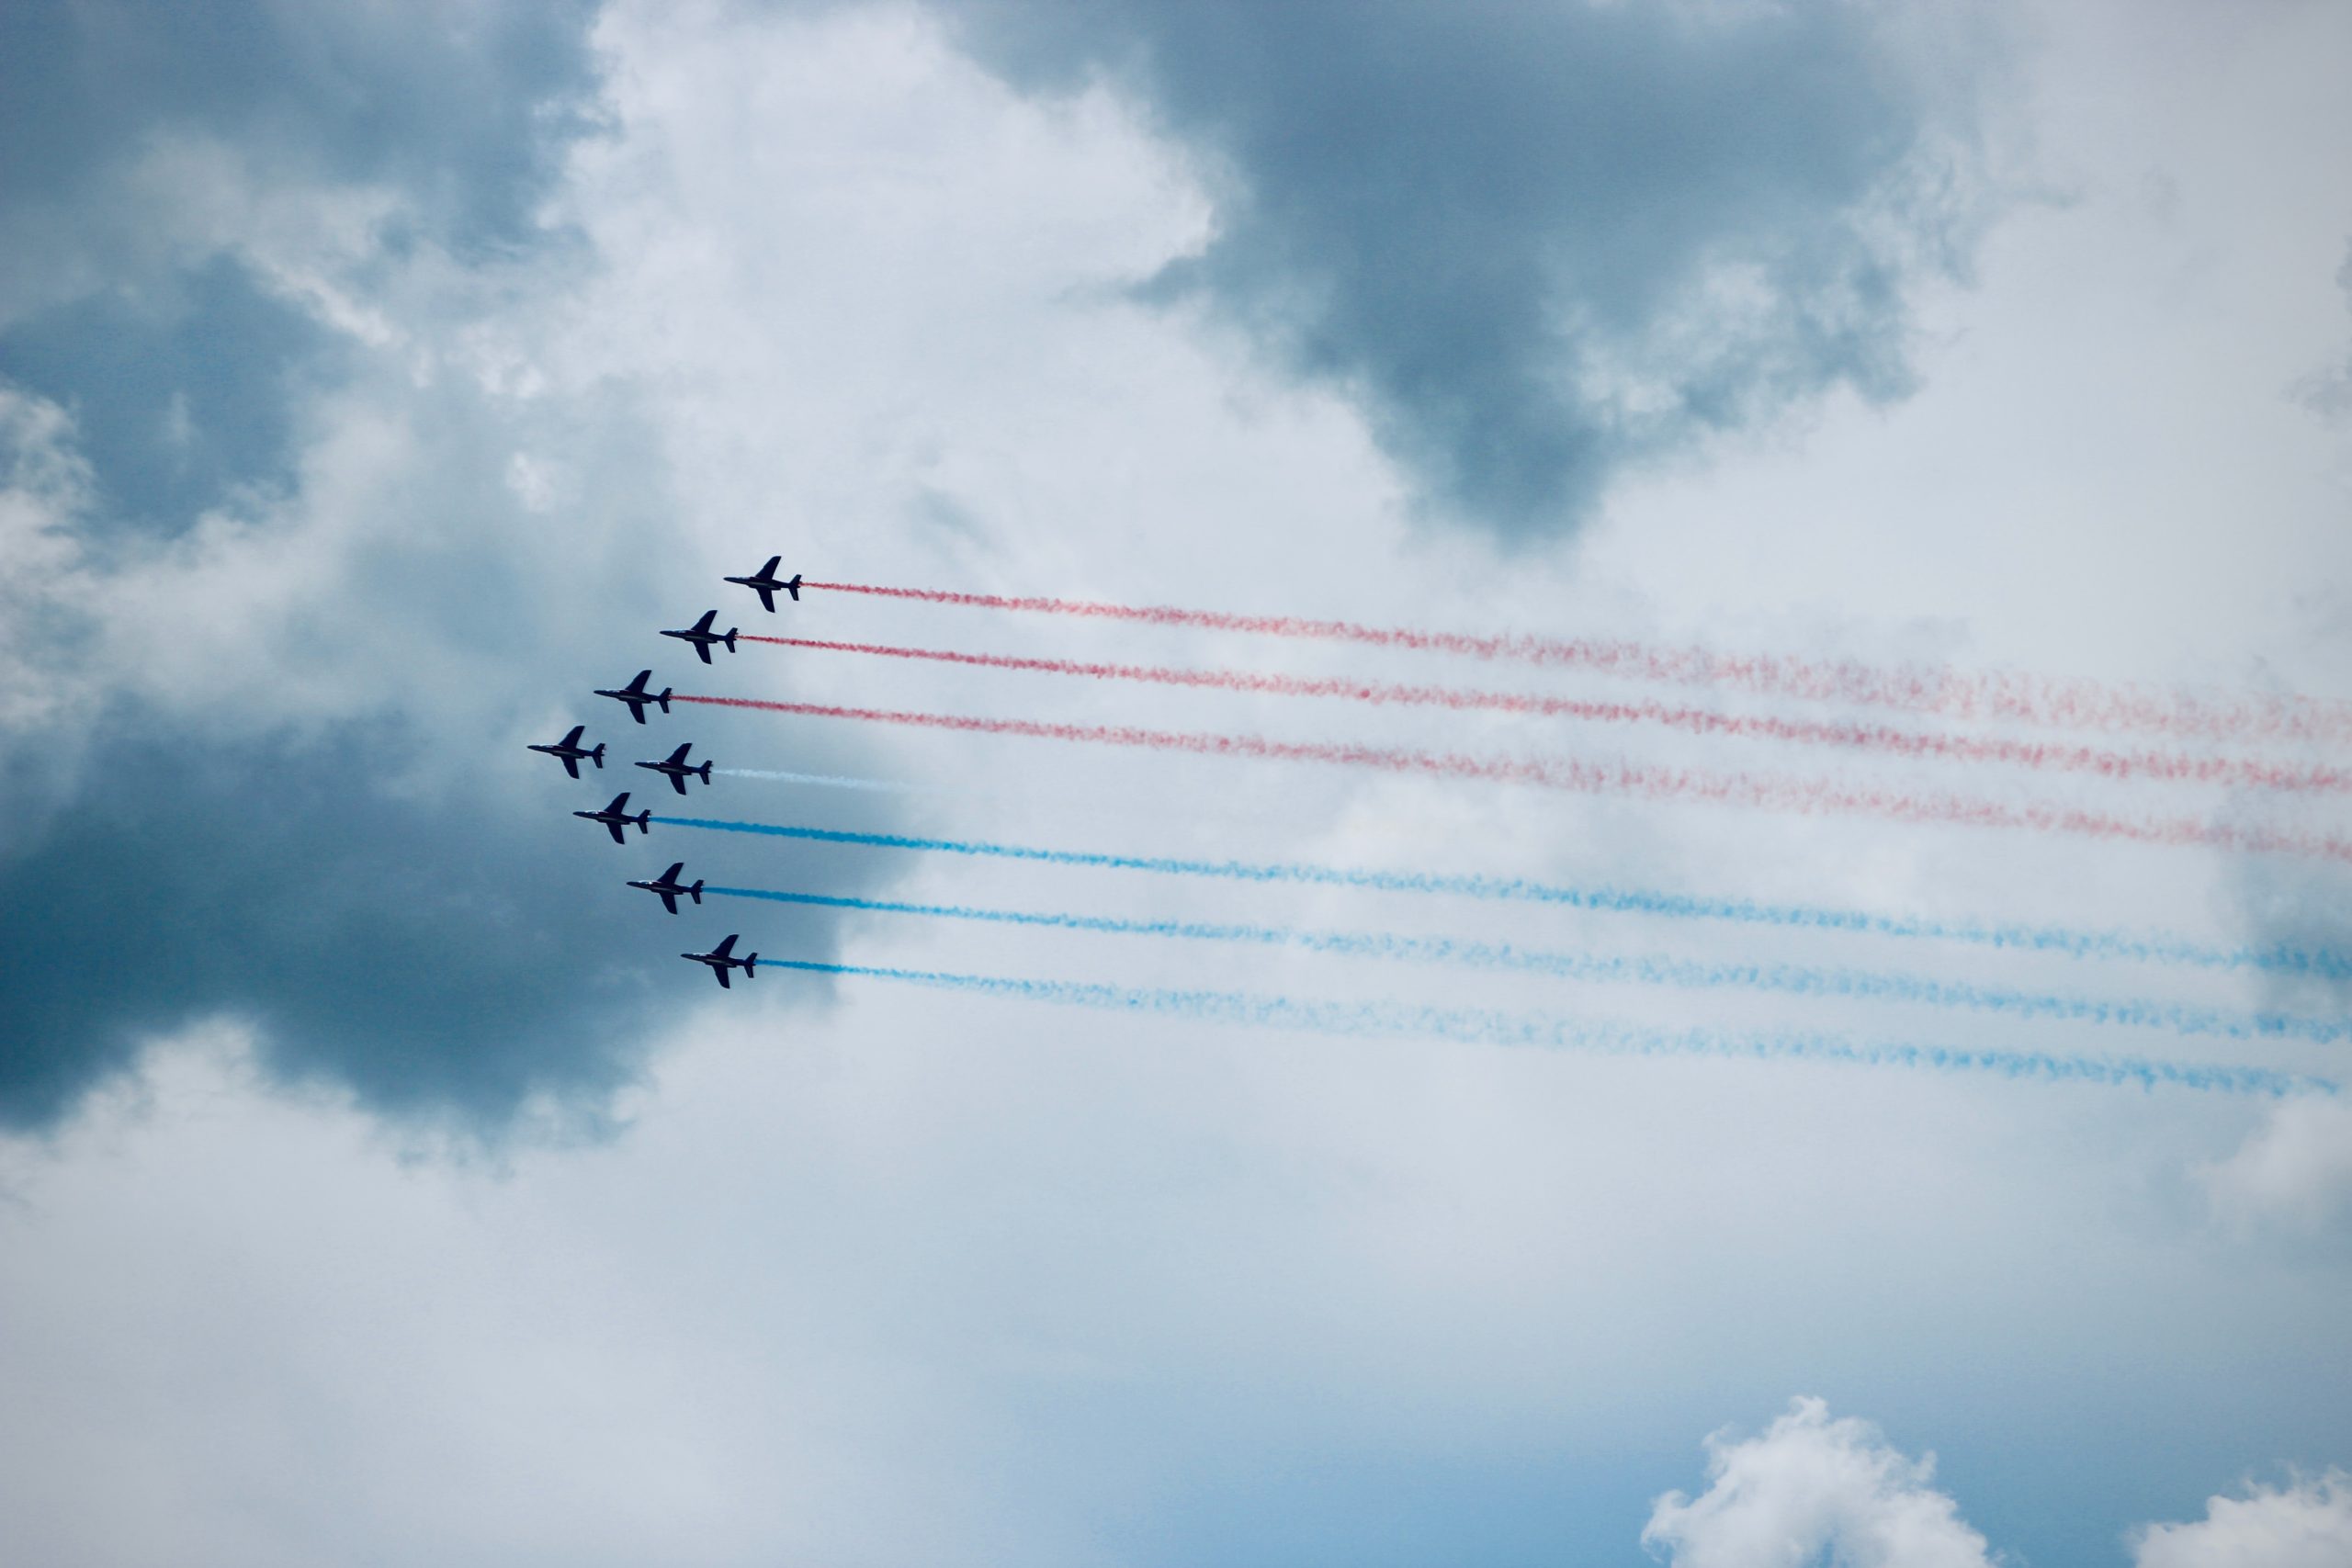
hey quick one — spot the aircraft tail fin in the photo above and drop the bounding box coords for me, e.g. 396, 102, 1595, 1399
696, 761, 712, 784
689, 880, 704, 904
590, 744, 605, 768
656, 689, 673, 713
723, 629, 737, 652
785, 574, 802, 602
744, 954, 758, 976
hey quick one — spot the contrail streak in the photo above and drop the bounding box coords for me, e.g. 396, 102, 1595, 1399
649, 818, 2352, 979
713, 886, 2352, 1046
746, 634, 2351, 794
764, 958, 2335, 1096
713, 768, 953, 794
801, 579, 2352, 746
678, 694, 2352, 864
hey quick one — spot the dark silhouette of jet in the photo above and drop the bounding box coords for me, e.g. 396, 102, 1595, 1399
683, 932, 757, 987
595, 669, 673, 724
725, 556, 802, 612
628, 861, 705, 914
661, 609, 738, 664
575, 791, 651, 844
528, 724, 605, 779
637, 742, 713, 795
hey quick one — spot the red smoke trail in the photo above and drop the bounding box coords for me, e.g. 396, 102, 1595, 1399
800, 580, 2352, 747
677, 694, 2352, 864
743, 634, 2352, 794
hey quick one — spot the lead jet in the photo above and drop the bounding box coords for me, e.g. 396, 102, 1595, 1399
594, 669, 673, 724
683, 933, 757, 987
725, 556, 803, 612
628, 861, 705, 914
661, 609, 739, 664
636, 741, 713, 795
527, 724, 605, 779
575, 791, 651, 844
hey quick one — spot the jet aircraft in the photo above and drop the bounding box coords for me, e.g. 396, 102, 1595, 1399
683, 933, 757, 987
575, 791, 652, 844
628, 862, 705, 914
661, 609, 739, 664
724, 556, 803, 612
527, 724, 605, 779
595, 669, 673, 724
637, 742, 713, 795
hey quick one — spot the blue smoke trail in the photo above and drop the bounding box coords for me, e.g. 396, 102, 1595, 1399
763, 958, 2335, 1096
651, 817, 2351, 978
707, 887, 2352, 1046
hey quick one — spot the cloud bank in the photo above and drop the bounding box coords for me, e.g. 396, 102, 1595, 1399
0, 1, 899, 1134
948, 0, 1997, 535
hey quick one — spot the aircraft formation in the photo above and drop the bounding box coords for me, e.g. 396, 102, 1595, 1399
512, 552, 2352, 1092
532, 557, 794, 987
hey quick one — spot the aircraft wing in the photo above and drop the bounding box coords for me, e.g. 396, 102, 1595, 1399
755, 586, 775, 612
626, 698, 648, 723
714, 966, 731, 988
759, 556, 781, 577
693, 641, 712, 663
666, 744, 691, 765
658, 891, 679, 914
561, 725, 584, 745
628, 670, 652, 693
605, 820, 627, 845
667, 773, 687, 795
562, 755, 582, 778
692, 610, 717, 633
711, 934, 738, 957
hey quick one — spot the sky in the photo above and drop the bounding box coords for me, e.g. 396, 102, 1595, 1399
2, 1, 2350, 1563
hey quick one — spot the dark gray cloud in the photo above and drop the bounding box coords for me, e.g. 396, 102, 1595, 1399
3, 712, 682, 1133
0, 254, 346, 539
0, 350, 910, 1134
0, 384, 910, 1134
0, 0, 600, 258
0, 367, 908, 1128
947, 0, 1990, 535
0, 0, 909, 1136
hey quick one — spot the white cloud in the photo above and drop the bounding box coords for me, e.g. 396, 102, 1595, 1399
2132, 1472, 2352, 1568
2199, 1097, 2352, 1234
1643, 1396, 1997, 1568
